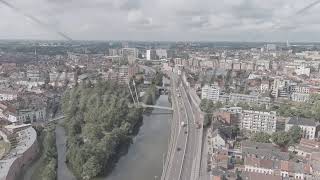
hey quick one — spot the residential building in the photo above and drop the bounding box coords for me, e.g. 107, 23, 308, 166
244, 156, 280, 175
241, 141, 290, 161
211, 149, 229, 170
295, 66, 311, 77
201, 84, 220, 102
0, 91, 18, 101
109, 48, 122, 56
122, 48, 138, 64
220, 93, 271, 105
291, 92, 310, 102
289, 139, 320, 158
289, 85, 311, 102
208, 128, 232, 149
241, 172, 282, 180
285, 117, 318, 140
280, 161, 312, 179
26, 70, 41, 81
0, 125, 38, 180
241, 110, 277, 134
271, 78, 290, 98
156, 49, 167, 59
215, 111, 239, 125
260, 80, 270, 93
146, 50, 151, 60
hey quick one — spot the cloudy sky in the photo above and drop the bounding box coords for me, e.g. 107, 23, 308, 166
0, 0, 320, 41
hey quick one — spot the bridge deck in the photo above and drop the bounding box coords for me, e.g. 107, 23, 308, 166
140, 103, 173, 111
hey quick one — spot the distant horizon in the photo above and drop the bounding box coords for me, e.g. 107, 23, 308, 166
1, 38, 320, 44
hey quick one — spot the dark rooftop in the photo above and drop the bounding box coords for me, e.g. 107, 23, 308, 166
287, 117, 316, 127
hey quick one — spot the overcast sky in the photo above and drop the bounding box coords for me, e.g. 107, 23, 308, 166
0, 0, 320, 41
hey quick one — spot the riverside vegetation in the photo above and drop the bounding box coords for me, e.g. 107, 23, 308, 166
61, 75, 163, 179
62, 80, 144, 180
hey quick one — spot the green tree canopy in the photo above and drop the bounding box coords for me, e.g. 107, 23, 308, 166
272, 131, 291, 148
251, 132, 271, 143
62, 80, 144, 179
288, 126, 303, 144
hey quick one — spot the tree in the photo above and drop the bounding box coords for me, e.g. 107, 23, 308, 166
237, 102, 250, 110
41, 159, 57, 180
62, 79, 145, 179
82, 156, 102, 180
251, 132, 271, 143
231, 125, 240, 139
288, 126, 302, 144
203, 115, 211, 128
272, 131, 290, 147
200, 99, 209, 112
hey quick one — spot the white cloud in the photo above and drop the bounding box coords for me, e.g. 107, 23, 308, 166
0, 0, 320, 41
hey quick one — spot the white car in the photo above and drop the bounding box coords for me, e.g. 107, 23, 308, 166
181, 121, 187, 127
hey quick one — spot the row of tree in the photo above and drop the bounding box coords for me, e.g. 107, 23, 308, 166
62, 80, 143, 179
152, 71, 164, 86
40, 128, 57, 180
270, 95, 320, 121
251, 126, 303, 148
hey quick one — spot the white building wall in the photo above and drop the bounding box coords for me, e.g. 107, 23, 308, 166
285, 124, 316, 140
244, 165, 274, 175
201, 84, 220, 102
0, 93, 18, 101
146, 50, 151, 60
241, 110, 277, 134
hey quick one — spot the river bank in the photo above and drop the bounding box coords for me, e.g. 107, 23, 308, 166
22, 81, 171, 180
101, 95, 171, 180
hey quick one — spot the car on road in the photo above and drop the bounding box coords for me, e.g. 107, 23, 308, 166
196, 121, 201, 129
177, 147, 181, 151
181, 121, 187, 127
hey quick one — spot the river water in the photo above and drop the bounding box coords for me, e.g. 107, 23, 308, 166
55, 124, 77, 180
22, 95, 171, 180
102, 95, 171, 180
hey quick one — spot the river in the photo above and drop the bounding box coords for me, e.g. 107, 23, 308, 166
55, 124, 77, 180
102, 95, 171, 180
22, 95, 171, 180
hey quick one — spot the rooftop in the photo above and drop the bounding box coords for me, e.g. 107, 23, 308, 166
241, 172, 282, 180
287, 117, 316, 127
242, 141, 290, 161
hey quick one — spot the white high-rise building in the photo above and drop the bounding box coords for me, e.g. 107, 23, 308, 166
241, 110, 277, 134
146, 50, 151, 60
201, 84, 220, 102
156, 49, 167, 59
122, 48, 138, 64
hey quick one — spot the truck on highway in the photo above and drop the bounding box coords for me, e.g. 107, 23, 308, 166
181, 121, 187, 127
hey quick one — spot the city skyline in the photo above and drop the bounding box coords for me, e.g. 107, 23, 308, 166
1, 0, 320, 41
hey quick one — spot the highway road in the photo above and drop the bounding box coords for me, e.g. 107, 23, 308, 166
162, 73, 188, 180
162, 72, 203, 180
180, 81, 198, 180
